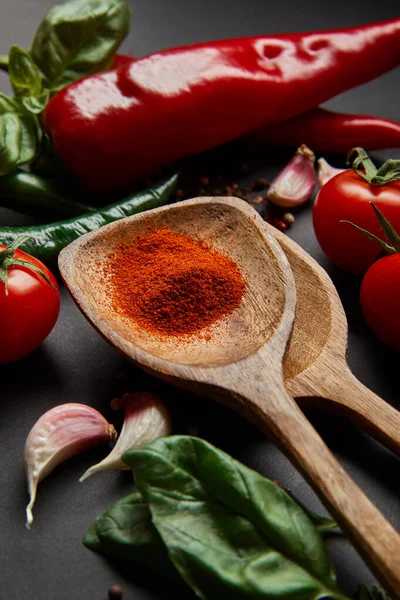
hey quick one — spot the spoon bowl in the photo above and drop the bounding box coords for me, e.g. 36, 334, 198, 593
274, 228, 400, 455
59, 197, 400, 598
64, 198, 290, 371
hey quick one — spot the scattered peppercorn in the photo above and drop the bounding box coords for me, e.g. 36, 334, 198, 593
187, 424, 200, 435
211, 187, 223, 195
110, 397, 123, 411
253, 177, 269, 191
272, 218, 288, 232
199, 175, 210, 187
108, 584, 124, 599
175, 188, 185, 200
282, 212, 296, 225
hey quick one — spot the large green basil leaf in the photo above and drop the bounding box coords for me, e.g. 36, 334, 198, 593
83, 492, 182, 582
83, 490, 338, 589
123, 436, 349, 600
8, 46, 50, 114
0, 94, 41, 175
285, 492, 339, 537
30, 0, 130, 94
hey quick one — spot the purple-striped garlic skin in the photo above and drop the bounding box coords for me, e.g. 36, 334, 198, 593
317, 157, 346, 188
79, 393, 171, 482
24, 403, 117, 528
267, 144, 316, 208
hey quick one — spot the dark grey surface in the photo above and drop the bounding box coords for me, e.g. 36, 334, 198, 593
0, 1, 399, 599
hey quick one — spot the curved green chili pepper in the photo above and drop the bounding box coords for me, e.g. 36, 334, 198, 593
0, 173, 178, 263
0, 169, 93, 218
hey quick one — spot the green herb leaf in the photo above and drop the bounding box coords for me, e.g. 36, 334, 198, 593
0, 94, 41, 175
30, 0, 131, 94
122, 436, 349, 600
8, 46, 43, 99
285, 492, 339, 536
22, 90, 50, 115
84, 493, 181, 582
0, 54, 8, 73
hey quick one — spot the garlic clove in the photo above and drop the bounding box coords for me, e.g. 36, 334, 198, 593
24, 403, 117, 528
317, 157, 346, 187
267, 144, 316, 208
79, 392, 171, 481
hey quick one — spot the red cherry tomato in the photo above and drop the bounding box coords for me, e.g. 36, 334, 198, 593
313, 170, 400, 273
360, 253, 400, 351
0, 246, 60, 364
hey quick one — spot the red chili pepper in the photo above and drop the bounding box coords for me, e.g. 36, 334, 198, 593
43, 18, 400, 195
243, 107, 400, 152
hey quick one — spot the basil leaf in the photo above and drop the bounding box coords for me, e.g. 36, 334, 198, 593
0, 94, 41, 175
31, 0, 131, 94
8, 46, 42, 98
124, 436, 349, 600
22, 91, 50, 115
83, 492, 181, 582
286, 492, 339, 536
0, 55, 8, 73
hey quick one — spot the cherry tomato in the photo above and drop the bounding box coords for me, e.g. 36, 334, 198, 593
360, 253, 400, 351
313, 170, 400, 273
0, 245, 60, 364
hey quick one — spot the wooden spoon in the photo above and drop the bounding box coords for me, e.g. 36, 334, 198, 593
272, 227, 400, 456
59, 197, 400, 597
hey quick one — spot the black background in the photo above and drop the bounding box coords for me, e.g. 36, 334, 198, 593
0, 1, 399, 599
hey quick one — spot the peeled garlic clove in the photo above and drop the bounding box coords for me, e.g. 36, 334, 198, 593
267, 144, 316, 208
24, 403, 117, 528
79, 392, 171, 481
317, 157, 346, 187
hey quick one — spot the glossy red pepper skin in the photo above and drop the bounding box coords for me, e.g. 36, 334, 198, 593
244, 107, 400, 152
44, 18, 400, 195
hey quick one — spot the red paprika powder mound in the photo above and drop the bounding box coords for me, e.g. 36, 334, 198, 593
107, 228, 245, 336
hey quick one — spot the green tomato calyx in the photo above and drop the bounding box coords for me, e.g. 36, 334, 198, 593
341, 203, 400, 256
348, 147, 400, 186
0, 235, 56, 296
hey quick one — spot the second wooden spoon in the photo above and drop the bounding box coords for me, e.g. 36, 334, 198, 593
272, 227, 400, 456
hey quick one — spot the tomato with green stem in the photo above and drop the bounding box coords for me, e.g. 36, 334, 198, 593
0, 237, 60, 364
343, 204, 400, 351
313, 147, 400, 274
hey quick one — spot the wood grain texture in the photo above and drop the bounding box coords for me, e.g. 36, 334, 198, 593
59, 196, 400, 598
275, 228, 400, 456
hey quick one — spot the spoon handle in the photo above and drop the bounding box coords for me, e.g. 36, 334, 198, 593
294, 367, 400, 456
246, 381, 400, 598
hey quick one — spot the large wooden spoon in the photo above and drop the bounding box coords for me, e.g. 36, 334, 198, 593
273, 227, 400, 456
59, 197, 400, 597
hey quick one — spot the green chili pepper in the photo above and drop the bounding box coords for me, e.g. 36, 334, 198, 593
0, 173, 178, 263
0, 169, 93, 218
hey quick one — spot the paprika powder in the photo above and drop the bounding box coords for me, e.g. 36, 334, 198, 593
107, 228, 245, 336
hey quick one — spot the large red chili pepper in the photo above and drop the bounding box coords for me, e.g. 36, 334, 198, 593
44, 18, 400, 195
243, 107, 400, 153
112, 55, 400, 153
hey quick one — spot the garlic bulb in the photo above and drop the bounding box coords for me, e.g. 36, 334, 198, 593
267, 144, 316, 208
24, 403, 117, 528
317, 157, 346, 187
79, 392, 171, 481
